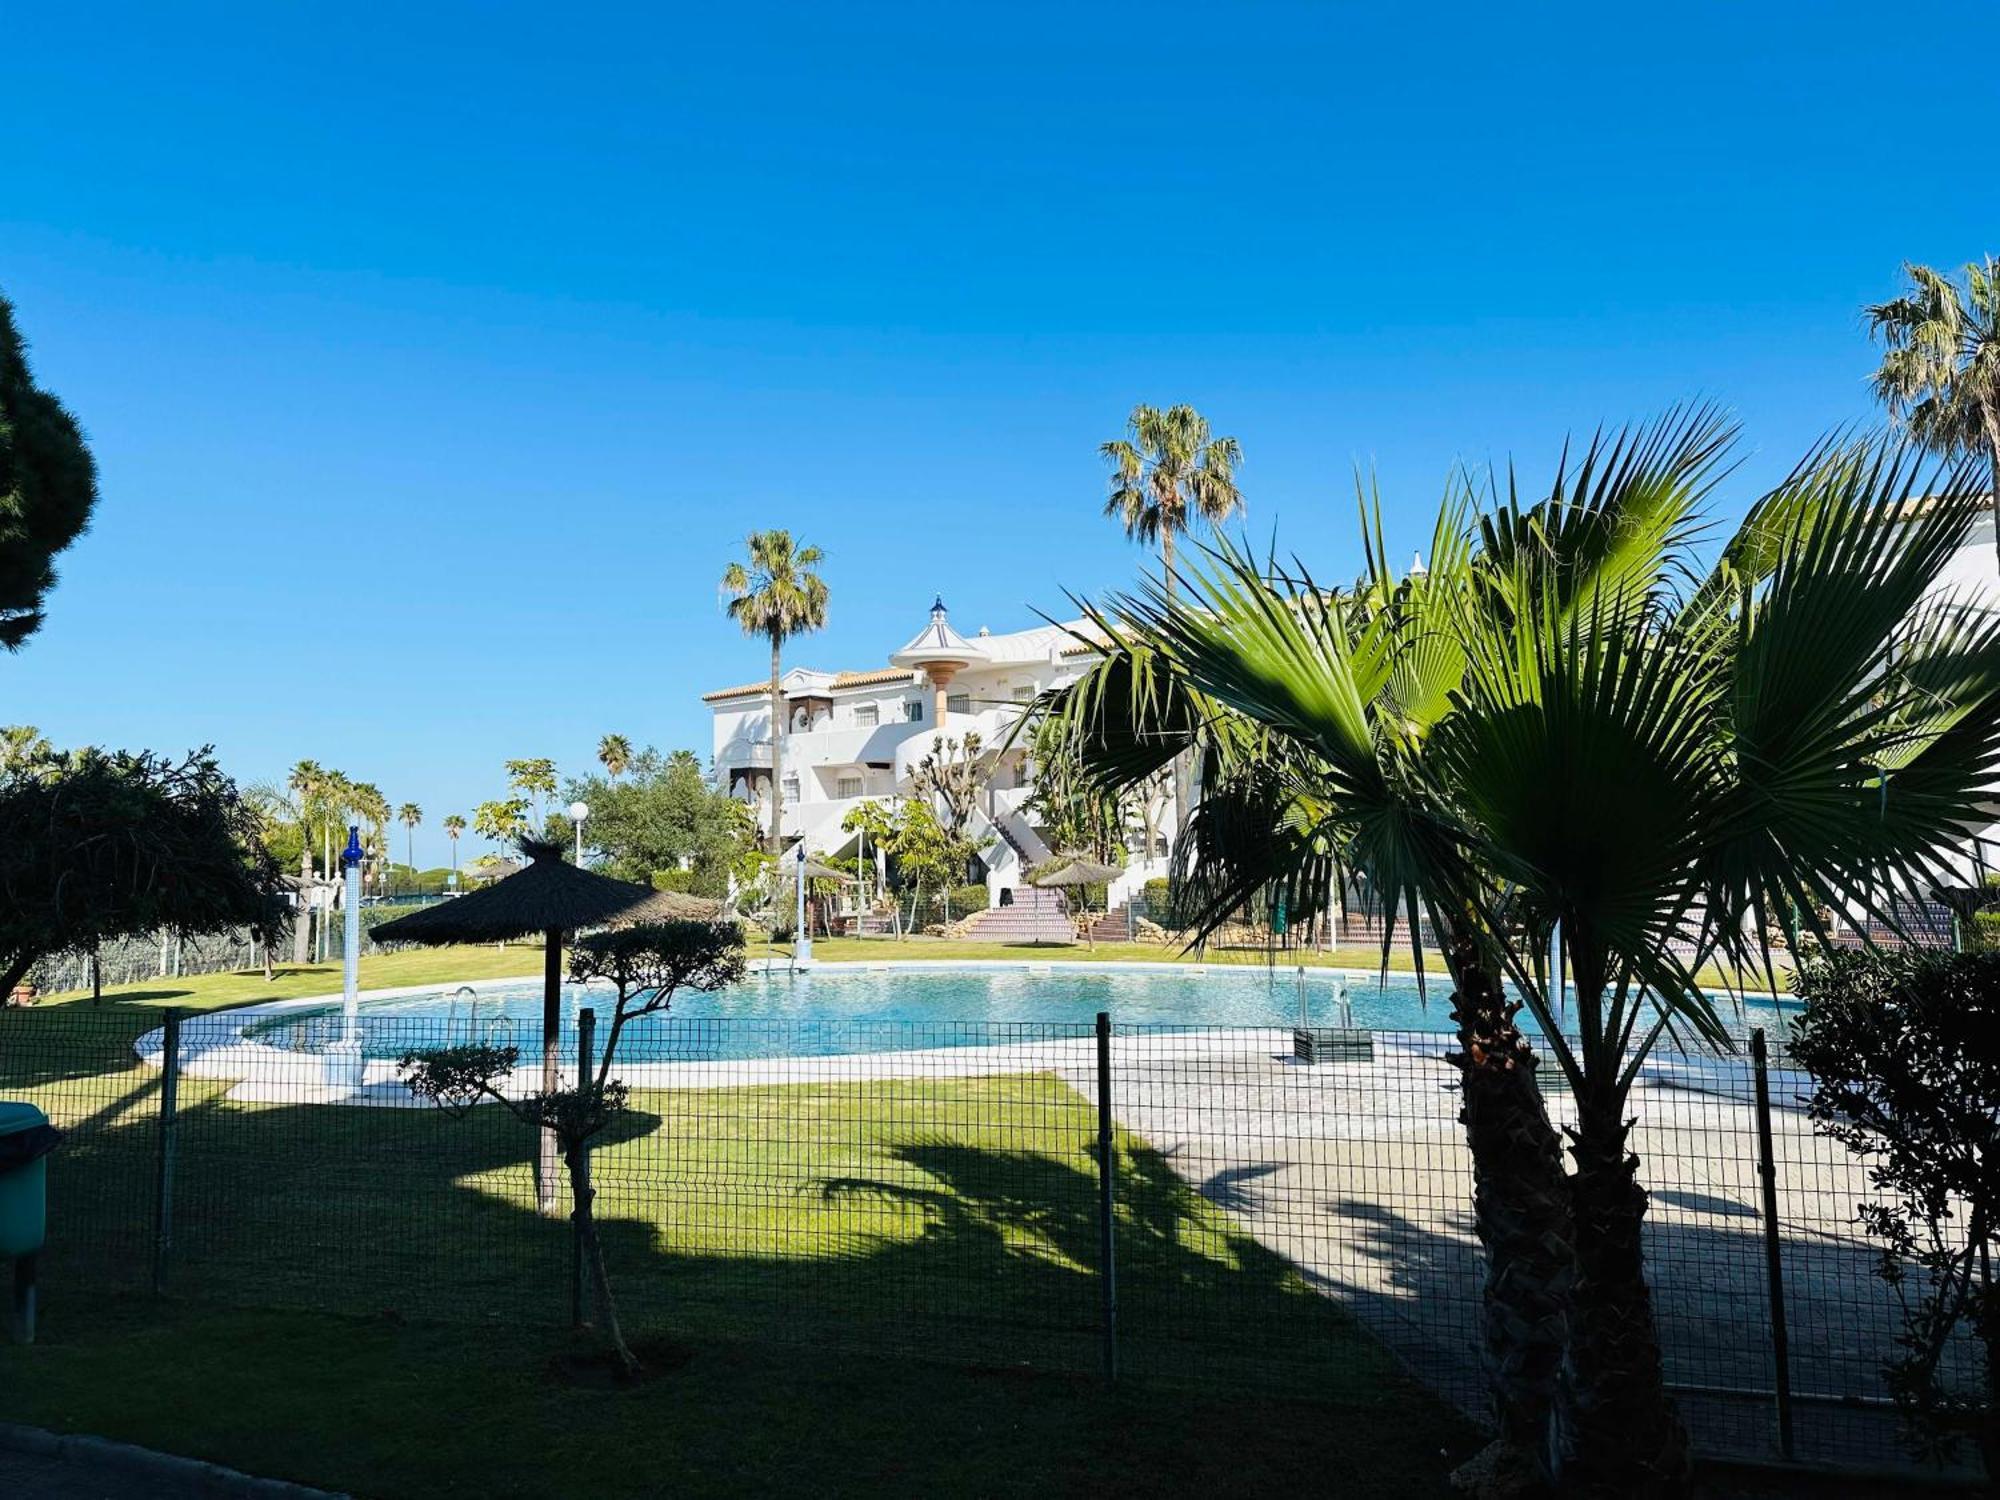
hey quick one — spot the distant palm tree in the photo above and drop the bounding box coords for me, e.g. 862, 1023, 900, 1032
398, 802, 422, 878
1101, 403, 1244, 598
1869, 257, 2000, 558
286, 759, 329, 962
597, 734, 633, 781
350, 782, 391, 893
1101, 403, 1243, 838
721, 530, 830, 860
442, 813, 466, 883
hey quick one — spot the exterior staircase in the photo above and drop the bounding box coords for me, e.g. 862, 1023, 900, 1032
1082, 899, 1151, 944
951, 886, 1074, 943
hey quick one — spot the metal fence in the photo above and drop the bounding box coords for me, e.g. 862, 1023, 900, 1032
0, 1006, 1978, 1481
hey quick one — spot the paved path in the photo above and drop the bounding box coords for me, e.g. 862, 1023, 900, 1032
0, 1446, 207, 1498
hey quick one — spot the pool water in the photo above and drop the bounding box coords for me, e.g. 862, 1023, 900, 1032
246, 964, 1799, 1063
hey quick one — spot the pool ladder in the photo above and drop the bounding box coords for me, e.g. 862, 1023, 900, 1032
443, 985, 513, 1049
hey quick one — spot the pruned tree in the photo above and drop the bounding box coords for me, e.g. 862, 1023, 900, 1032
400, 920, 747, 1377
908, 731, 986, 836
0, 746, 287, 997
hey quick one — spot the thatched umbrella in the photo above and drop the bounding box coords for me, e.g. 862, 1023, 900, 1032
1028, 855, 1122, 948
373, 839, 719, 1211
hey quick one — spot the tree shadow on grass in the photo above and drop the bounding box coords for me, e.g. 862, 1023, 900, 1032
31, 1071, 1435, 1422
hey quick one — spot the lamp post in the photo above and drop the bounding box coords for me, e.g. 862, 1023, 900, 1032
325, 824, 366, 1093
567, 800, 590, 865
795, 842, 812, 964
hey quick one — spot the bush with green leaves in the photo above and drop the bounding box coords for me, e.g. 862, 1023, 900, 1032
1791, 948, 2000, 1473
400, 920, 747, 1377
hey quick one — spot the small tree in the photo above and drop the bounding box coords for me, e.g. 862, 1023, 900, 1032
908, 732, 986, 837
1791, 948, 2000, 1473
400, 920, 746, 1377
0, 746, 286, 995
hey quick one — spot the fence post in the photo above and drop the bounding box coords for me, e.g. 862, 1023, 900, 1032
1094, 1011, 1117, 1381
1750, 1028, 1795, 1460
571, 1007, 596, 1329
152, 1011, 182, 1294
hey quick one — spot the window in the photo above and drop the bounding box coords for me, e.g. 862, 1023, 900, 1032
904, 699, 925, 722
781, 775, 800, 805
836, 775, 863, 799
946, 693, 971, 716
853, 702, 879, 728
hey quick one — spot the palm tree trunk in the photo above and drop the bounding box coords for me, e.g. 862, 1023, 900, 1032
1987, 425, 2000, 569
1441, 927, 1572, 1493
1556, 1093, 1692, 1498
768, 633, 785, 862
1161, 527, 1191, 852
291, 844, 313, 964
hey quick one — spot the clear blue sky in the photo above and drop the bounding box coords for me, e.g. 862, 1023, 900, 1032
1, 2, 1991, 866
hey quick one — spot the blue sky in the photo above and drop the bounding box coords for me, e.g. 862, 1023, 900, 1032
1, 2, 1991, 865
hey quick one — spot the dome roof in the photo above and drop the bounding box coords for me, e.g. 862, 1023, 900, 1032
889, 597, 986, 669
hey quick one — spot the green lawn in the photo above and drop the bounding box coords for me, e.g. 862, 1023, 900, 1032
0, 1016, 1476, 1495
0, 1296, 1474, 1498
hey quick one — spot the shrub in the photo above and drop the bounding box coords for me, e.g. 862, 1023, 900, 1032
1791, 948, 2000, 1473
650, 869, 696, 894
946, 883, 989, 915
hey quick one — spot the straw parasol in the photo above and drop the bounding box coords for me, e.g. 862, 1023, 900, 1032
373, 839, 719, 1209
1028, 855, 1121, 948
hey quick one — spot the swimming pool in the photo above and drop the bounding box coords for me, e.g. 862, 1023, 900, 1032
242, 962, 1798, 1064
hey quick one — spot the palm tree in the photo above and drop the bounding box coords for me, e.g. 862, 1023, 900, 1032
286, 760, 328, 962
1058, 418, 2000, 1495
1869, 257, 2000, 560
350, 782, 391, 895
398, 802, 422, 880
442, 813, 466, 883
1101, 403, 1244, 597
721, 530, 830, 860
597, 734, 633, 781
1101, 403, 1243, 844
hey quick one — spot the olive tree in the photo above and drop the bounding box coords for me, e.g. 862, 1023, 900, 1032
399, 920, 746, 1377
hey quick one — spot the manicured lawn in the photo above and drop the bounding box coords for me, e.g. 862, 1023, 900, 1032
0, 1296, 1476, 1498
0, 1018, 1477, 1495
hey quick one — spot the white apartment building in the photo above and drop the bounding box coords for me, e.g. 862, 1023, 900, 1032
704, 598, 1177, 906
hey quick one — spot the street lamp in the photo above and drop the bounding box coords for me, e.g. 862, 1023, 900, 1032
567, 800, 590, 865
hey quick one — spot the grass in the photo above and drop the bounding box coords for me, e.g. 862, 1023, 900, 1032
0, 1023, 1477, 1495
0, 1296, 1474, 1498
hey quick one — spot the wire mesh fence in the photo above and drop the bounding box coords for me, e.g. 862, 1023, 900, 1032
0, 1004, 1980, 1480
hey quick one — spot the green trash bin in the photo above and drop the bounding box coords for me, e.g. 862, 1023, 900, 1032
1, 1101, 59, 1344
0, 1102, 55, 1258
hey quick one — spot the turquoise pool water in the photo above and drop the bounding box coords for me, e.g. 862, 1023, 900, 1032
245, 964, 1799, 1063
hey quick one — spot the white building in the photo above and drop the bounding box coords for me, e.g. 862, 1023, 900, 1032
704, 598, 1175, 906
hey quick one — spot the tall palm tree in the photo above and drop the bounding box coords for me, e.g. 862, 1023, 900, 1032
1058, 419, 2000, 1495
286, 760, 328, 962
398, 802, 422, 878
597, 734, 633, 781
442, 813, 466, 883
721, 530, 830, 860
1869, 257, 2000, 560
350, 782, 391, 894
1102, 403, 1243, 844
